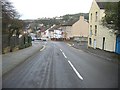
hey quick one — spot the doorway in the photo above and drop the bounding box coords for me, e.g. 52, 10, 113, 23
102, 37, 105, 50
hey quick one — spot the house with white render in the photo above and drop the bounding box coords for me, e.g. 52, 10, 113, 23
88, 0, 120, 54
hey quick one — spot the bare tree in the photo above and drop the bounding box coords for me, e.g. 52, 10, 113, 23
1, 0, 24, 46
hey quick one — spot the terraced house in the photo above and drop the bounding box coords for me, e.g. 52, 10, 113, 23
88, 0, 120, 54
71, 16, 88, 42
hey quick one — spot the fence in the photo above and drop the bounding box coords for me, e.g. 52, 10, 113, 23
2, 34, 32, 54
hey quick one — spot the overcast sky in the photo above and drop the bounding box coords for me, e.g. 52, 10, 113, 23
10, 0, 93, 20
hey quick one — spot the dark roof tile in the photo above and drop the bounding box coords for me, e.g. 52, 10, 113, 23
96, 1, 118, 9
97, 2, 108, 9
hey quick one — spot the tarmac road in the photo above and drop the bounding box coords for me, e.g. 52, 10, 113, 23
3, 41, 118, 88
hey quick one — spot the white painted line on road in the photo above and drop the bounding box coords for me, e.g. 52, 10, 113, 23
60, 49, 63, 52
40, 45, 46, 51
68, 60, 83, 80
67, 43, 72, 47
60, 49, 67, 59
62, 52, 67, 58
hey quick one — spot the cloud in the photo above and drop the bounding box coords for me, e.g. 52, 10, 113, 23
10, 0, 93, 19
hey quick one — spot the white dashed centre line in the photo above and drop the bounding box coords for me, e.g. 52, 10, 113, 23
40, 45, 46, 51
68, 60, 83, 80
60, 49, 62, 52
60, 49, 83, 80
60, 49, 67, 58
62, 52, 67, 59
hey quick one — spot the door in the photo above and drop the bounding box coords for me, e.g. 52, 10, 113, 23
116, 35, 120, 54
102, 37, 105, 50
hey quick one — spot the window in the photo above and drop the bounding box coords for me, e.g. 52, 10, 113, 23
89, 38, 92, 45
91, 13, 92, 22
90, 25, 92, 36
95, 25, 97, 36
95, 12, 98, 22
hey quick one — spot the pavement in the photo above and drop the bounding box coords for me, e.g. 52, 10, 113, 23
3, 41, 118, 88
66, 41, 120, 64
2, 40, 44, 75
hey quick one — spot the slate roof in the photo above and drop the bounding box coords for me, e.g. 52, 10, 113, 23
96, 0, 119, 9
96, 2, 108, 9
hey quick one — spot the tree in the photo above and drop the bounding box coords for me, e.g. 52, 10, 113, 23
1, 0, 24, 47
102, 2, 120, 34
1, 0, 22, 34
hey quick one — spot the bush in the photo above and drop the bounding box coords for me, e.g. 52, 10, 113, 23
12, 46, 19, 52
2, 46, 11, 54
19, 36, 32, 49
25, 42, 32, 48
28, 36, 32, 43
19, 44, 26, 49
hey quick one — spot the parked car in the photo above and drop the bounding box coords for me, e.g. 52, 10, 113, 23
31, 36, 36, 41
36, 38, 41, 40
41, 38, 48, 41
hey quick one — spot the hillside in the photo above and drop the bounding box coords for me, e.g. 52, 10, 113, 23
27, 13, 89, 31
60, 13, 89, 25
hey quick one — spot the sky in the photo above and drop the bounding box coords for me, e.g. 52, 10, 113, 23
10, 0, 93, 20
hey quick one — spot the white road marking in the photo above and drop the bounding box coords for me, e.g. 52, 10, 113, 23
40, 45, 46, 51
67, 43, 72, 46
62, 52, 67, 58
60, 49, 62, 52
60, 49, 67, 58
68, 60, 83, 80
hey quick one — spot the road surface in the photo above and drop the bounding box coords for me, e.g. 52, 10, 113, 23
3, 41, 118, 88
